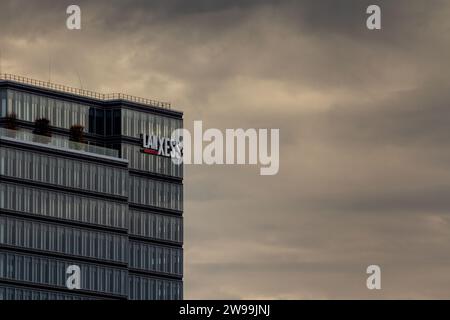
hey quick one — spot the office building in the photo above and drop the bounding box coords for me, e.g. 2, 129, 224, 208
0, 74, 183, 300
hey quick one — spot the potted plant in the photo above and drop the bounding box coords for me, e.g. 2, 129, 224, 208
33, 118, 52, 143
70, 124, 85, 150
4, 113, 18, 137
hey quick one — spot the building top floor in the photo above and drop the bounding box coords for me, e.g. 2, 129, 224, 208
0, 77, 183, 140
0, 74, 182, 117
0, 76, 184, 179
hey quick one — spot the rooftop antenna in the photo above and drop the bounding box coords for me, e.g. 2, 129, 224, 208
48, 54, 52, 83
0, 48, 3, 75
76, 69, 84, 90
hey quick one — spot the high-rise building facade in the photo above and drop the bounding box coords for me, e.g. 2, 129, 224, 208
0, 75, 183, 300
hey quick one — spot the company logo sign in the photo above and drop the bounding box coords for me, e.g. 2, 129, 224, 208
141, 134, 183, 160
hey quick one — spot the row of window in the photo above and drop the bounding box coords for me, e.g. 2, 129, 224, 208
121, 108, 182, 139
0, 216, 128, 263
88, 108, 122, 136
0, 183, 183, 244
2, 89, 91, 130
129, 209, 182, 243
0, 183, 128, 229
0, 90, 6, 118
122, 143, 183, 178
129, 241, 182, 275
0, 285, 96, 300
0, 90, 182, 138
1, 89, 122, 136
129, 175, 183, 211
0, 147, 128, 197
129, 275, 182, 300
0, 251, 128, 296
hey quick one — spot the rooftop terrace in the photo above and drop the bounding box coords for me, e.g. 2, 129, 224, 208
0, 73, 172, 110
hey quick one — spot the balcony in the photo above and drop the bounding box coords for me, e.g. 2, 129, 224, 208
0, 127, 120, 159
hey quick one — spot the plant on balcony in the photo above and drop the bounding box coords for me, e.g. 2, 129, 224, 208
5, 113, 18, 131
70, 124, 85, 143
70, 124, 85, 150
33, 118, 52, 143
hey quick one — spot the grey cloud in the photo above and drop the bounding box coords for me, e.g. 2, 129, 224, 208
2, 0, 450, 299
315, 84, 450, 147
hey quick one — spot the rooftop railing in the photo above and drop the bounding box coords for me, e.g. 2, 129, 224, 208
0, 73, 172, 109
0, 127, 120, 158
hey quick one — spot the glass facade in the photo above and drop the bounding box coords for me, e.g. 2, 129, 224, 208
0, 147, 128, 197
1, 88, 182, 143
0, 82, 183, 300
0, 183, 128, 230
0, 285, 97, 300
129, 209, 183, 243
0, 90, 6, 117
121, 108, 182, 139
0, 216, 128, 263
129, 175, 183, 211
0, 251, 128, 296
129, 241, 182, 275
129, 274, 182, 300
5, 89, 90, 130
2, 89, 122, 136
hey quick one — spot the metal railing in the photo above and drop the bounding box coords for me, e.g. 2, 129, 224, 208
0, 74, 172, 109
0, 127, 119, 158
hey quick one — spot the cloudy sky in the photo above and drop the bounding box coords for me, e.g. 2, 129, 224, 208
2, 0, 450, 299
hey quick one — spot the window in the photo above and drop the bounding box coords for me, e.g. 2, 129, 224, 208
129, 175, 182, 211
128, 275, 182, 300
0, 251, 127, 296
0, 147, 128, 197
121, 108, 182, 139
129, 241, 182, 276
129, 209, 182, 243
95, 109, 104, 135
4, 89, 90, 130
0, 183, 127, 229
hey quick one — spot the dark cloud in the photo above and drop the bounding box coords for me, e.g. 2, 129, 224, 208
312, 83, 450, 146
1, 0, 450, 299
